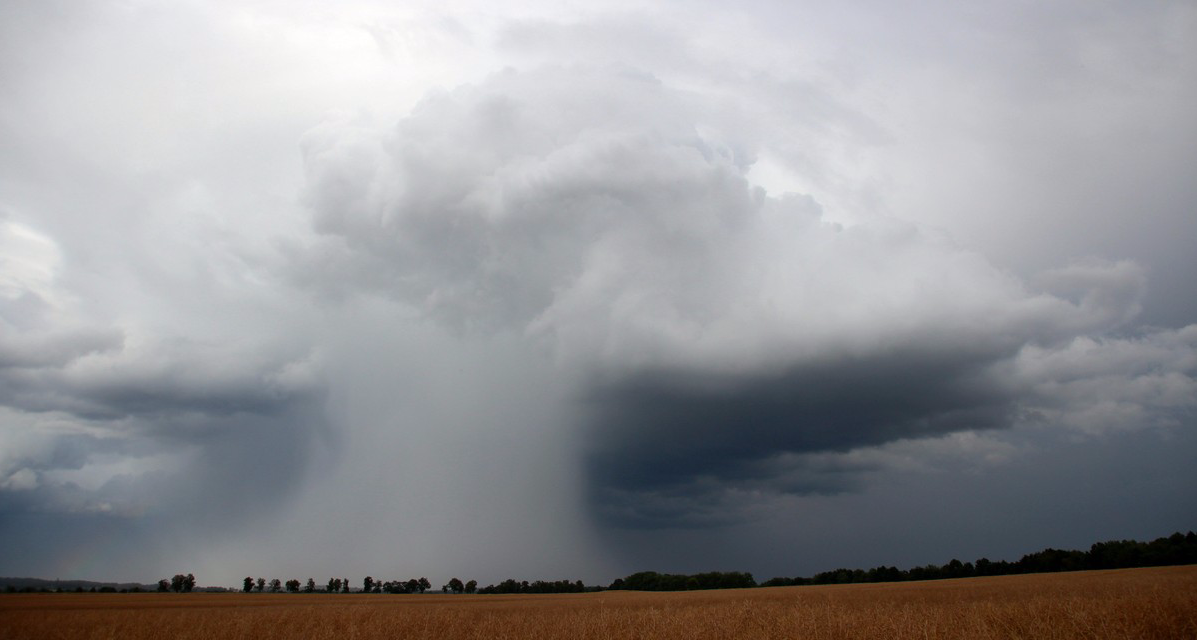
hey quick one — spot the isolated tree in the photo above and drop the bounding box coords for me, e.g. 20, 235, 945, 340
170, 574, 188, 593
342, 578, 350, 593
269, 579, 282, 593
305, 578, 315, 593
157, 579, 170, 592
256, 578, 266, 593
363, 576, 374, 594
465, 580, 477, 594
286, 579, 300, 593
418, 577, 431, 593
243, 577, 254, 593
448, 578, 464, 594
184, 574, 196, 593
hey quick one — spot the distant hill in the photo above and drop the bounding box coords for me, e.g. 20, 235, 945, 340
0, 577, 232, 593
1, 577, 156, 592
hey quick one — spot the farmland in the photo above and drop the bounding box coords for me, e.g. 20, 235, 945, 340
2, 565, 1194, 639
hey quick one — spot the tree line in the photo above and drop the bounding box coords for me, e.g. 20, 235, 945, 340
156, 574, 196, 592
476, 579, 592, 594
607, 571, 756, 591
212, 531, 1197, 595
759, 531, 1197, 587
7, 531, 1193, 595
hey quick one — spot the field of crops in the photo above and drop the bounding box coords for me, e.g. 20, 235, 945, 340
3, 565, 1194, 639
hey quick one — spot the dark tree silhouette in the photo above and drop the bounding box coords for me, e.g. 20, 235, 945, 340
166, 573, 197, 593
477, 578, 592, 594
243, 577, 254, 593
756, 531, 1197, 588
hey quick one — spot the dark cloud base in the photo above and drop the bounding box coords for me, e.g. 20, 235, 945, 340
0, 397, 329, 580
593, 422, 1197, 580
583, 346, 1019, 528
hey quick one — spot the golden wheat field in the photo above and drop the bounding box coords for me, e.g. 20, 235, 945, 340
2, 565, 1194, 640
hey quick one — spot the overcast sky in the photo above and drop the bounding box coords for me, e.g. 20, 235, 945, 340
1, 0, 1195, 588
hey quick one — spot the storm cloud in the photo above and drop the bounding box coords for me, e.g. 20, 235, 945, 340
297, 66, 1195, 528
2, 0, 1194, 585
0, 212, 326, 574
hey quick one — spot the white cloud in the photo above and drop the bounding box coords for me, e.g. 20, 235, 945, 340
1015, 326, 1197, 434
1, 468, 38, 492
0, 217, 124, 370
297, 66, 1155, 378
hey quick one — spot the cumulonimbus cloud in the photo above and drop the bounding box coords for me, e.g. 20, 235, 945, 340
0, 215, 325, 527
297, 66, 1196, 527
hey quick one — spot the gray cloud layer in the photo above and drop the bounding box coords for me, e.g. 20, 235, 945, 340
2, 0, 1193, 585
296, 66, 1195, 527
0, 214, 326, 569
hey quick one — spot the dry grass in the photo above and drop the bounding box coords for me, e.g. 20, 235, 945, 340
2, 565, 1194, 639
